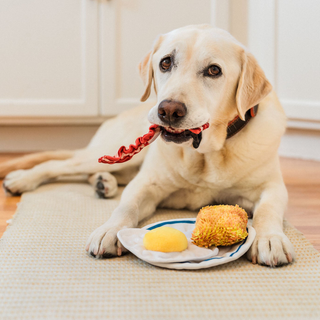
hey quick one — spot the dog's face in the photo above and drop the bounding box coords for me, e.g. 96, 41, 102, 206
139, 25, 272, 152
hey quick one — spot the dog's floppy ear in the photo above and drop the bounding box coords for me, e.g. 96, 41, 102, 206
236, 50, 272, 120
139, 35, 163, 102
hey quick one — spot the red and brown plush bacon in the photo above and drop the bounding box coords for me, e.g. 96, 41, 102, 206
99, 123, 210, 165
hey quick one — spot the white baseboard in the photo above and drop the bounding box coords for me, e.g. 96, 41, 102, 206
281, 100, 320, 122
0, 125, 99, 152
279, 128, 320, 161
1, 125, 320, 162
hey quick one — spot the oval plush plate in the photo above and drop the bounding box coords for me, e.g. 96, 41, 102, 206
117, 218, 256, 270
117, 226, 219, 264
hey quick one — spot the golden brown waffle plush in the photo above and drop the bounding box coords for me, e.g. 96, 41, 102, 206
191, 205, 248, 247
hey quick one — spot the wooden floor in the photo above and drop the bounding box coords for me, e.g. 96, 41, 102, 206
0, 154, 319, 251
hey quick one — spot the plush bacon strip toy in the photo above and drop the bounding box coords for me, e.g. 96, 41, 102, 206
98, 123, 209, 165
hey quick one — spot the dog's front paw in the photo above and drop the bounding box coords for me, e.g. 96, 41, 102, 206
247, 231, 296, 267
85, 222, 127, 258
3, 170, 41, 195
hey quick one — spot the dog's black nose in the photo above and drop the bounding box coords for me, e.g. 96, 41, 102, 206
158, 100, 187, 125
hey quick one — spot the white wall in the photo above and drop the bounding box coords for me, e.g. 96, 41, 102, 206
1, 0, 320, 160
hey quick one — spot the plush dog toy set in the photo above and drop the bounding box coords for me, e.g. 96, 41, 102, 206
100, 124, 254, 269
142, 204, 248, 253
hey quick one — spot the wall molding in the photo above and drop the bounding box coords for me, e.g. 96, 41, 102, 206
279, 128, 320, 161
287, 120, 320, 131
0, 116, 110, 126
281, 100, 320, 121
0, 125, 99, 152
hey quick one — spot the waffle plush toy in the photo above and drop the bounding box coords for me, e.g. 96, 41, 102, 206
191, 205, 248, 247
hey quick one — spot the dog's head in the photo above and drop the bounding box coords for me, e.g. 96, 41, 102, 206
139, 25, 272, 152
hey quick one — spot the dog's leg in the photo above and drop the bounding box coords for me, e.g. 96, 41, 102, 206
3, 158, 94, 195
0, 150, 76, 178
2, 143, 145, 195
2, 149, 135, 196
85, 171, 178, 258
246, 182, 296, 267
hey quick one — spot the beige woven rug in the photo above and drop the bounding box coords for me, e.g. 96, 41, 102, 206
0, 182, 319, 320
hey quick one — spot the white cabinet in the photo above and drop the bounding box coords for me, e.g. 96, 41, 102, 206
0, 0, 212, 119
100, 0, 212, 116
246, 0, 320, 125
0, 0, 99, 117
277, 0, 320, 121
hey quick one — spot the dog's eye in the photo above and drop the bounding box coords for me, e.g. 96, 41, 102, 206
160, 57, 172, 72
205, 65, 222, 77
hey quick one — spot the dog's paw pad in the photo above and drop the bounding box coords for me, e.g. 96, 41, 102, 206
90, 172, 118, 198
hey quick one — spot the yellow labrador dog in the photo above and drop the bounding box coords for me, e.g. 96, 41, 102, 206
1, 25, 295, 267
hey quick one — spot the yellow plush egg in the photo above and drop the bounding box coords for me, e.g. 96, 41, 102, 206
143, 226, 188, 252
191, 205, 248, 247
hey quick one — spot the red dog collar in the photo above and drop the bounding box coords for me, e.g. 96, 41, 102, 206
226, 105, 258, 139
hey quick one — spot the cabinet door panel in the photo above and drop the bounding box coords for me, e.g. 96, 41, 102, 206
101, 0, 212, 116
0, 0, 98, 116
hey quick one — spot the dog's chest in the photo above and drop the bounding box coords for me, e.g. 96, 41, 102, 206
174, 156, 236, 198
176, 151, 236, 189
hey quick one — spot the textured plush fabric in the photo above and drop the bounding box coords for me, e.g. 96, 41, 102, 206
0, 182, 319, 320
